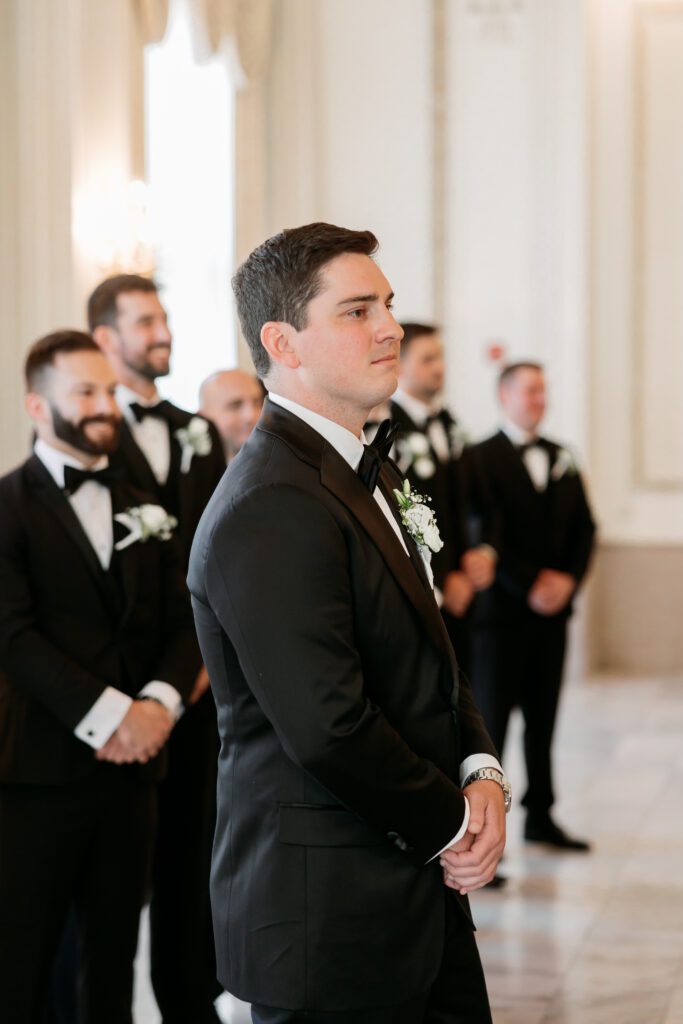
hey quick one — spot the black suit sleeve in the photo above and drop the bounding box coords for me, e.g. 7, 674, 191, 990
198, 483, 468, 863
153, 533, 201, 700
0, 501, 109, 730
567, 471, 597, 583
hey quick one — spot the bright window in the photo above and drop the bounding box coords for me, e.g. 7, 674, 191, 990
145, 0, 236, 411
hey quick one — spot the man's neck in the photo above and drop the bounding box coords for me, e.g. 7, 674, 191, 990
267, 384, 368, 438
115, 368, 158, 401
36, 434, 101, 468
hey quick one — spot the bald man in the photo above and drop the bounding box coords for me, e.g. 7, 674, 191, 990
199, 370, 264, 463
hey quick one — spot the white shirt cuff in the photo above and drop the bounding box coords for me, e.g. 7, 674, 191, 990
459, 753, 503, 786
74, 687, 133, 750
138, 680, 183, 720
428, 797, 470, 863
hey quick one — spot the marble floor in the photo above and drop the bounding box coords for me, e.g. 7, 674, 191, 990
134, 673, 683, 1023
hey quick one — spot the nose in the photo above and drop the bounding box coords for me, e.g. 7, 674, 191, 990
158, 319, 172, 344
377, 307, 403, 344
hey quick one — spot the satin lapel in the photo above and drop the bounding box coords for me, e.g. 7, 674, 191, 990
25, 456, 119, 616
319, 449, 451, 661
111, 485, 139, 625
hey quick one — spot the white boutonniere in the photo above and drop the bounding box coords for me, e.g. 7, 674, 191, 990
175, 417, 212, 473
449, 422, 470, 458
393, 479, 444, 555
550, 446, 579, 482
114, 504, 178, 551
397, 432, 436, 479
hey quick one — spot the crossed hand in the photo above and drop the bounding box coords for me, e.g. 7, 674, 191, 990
96, 700, 173, 764
440, 780, 506, 895
528, 569, 575, 617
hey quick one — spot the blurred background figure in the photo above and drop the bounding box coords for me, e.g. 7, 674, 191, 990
199, 369, 264, 463
468, 362, 596, 851
390, 322, 496, 679
89, 274, 226, 1024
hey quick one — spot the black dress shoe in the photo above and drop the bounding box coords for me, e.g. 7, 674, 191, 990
524, 817, 591, 852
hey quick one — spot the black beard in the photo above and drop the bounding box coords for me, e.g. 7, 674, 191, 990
50, 405, 121, 456
124, 344, 171, 382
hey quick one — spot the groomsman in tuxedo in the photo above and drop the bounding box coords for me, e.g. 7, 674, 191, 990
390, 323, 496, 677
88, 275, 226, 1023
199, 368, 264, 463
468, 361, 596, 849
0, 331, 199, 1024
189, 223, 510, 1023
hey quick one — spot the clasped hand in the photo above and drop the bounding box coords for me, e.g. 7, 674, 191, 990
527, 569, 575, 617
95, 700, 173, 765
440, 780, 506, 895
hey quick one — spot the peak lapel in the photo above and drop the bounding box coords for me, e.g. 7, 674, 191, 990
320, 451, 452, 662
25, 456, 120, 617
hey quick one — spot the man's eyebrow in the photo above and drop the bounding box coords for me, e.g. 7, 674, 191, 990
336, 291, 394, 306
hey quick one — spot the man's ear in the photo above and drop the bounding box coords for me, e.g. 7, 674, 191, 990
25, 390, 50, 425
92, 324, 117, 357
260, 322, 300, 371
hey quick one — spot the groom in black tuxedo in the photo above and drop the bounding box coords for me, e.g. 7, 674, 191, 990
189, 223, 510, 1023
0, 331, 200, 1024
468, 362, 596, 850
88, 275, 226, 1023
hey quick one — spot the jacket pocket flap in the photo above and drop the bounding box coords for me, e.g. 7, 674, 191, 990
278, 803, 385, 847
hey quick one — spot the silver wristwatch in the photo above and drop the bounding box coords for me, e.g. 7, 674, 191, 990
462, 767, 512, 813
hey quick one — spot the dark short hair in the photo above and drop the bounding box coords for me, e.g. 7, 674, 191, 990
232, 222, 379, 377
25, 330, 101, 392
87, 274, 158, 331
498, 361, 544, 387
398, 322, 438, 356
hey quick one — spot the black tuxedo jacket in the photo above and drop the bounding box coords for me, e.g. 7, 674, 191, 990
389, 401, 487, 586
188, 399, 497, 1011
468, 431, 597, 625
0, 455, 201, 785
112, 402, 226, 561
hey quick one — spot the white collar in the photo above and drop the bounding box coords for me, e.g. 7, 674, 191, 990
34, 438, 108, 490
500, 417, 541, 447
116, 383, 161, 420
268, 393, 365, 472
392, 387, 441, 427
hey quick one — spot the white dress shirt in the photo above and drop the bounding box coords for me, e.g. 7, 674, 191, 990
501, 418, 550, 492
116, 384, 172, 485
392, 388, 451, 464
34, 439, 182, 749
268, 394, 504, 855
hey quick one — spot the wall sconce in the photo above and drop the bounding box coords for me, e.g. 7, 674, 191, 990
72, 178, 156, 278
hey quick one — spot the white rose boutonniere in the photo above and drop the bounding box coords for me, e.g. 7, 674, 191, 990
397, 432, 436, 479
550, 446, 578, 482
114, 504, 178, 551
393, 479, 444, 555
175, 417, 212, 473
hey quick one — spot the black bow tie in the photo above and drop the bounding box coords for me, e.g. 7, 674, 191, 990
516, 439, 546, 456
63, 464, 122, 496
128, 400, 172, 424
357, 419, 399, 492
425, 409, 448, 428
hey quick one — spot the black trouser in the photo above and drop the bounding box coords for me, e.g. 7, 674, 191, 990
470, 616, 567, 818
149, 690, 221, 1023
251, 892, 492, 1024
0, 767, 155, 1024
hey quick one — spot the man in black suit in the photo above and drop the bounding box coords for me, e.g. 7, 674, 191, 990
390, 323, 496, 678
468, 361, 596, 850
189, 223, 510, 1023
0, 331, 200, 1024
88, 275, 226, 1023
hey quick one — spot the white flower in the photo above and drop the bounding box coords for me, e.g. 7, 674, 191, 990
550, 446, 578, 482
393, 479, 444, 555
175, 416, 212, 473
413, 456, 436, 479
114, 503, 178, 551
